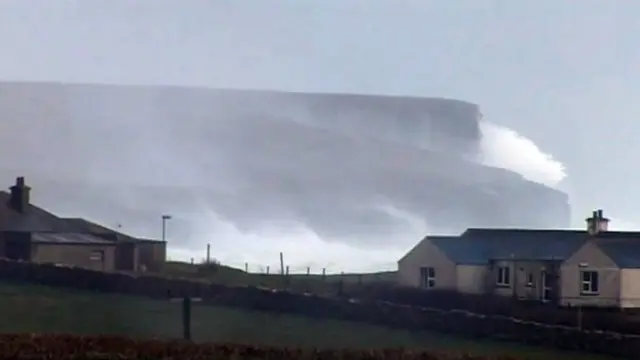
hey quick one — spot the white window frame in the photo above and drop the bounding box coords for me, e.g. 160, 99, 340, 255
580, 270, 599, 295
496, 266, 511, 286
420, 267, 436, 289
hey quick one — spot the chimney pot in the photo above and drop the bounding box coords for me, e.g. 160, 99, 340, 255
586, 209, 609, 235
9, 176, 30, 213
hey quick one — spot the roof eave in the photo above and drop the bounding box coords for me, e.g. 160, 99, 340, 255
33, 241, 116, 246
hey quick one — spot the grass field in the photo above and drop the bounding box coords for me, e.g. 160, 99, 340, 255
0, 281, 613, 360
161, 261, 396, 296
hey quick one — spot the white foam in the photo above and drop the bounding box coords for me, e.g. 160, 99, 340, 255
163, 195, 429, 273
477, 121, 566, 188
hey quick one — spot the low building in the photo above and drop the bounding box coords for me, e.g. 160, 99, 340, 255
135, 238, 167, 272
29, 232, 116, 271
0, 230, 117, 271
398, 210, 640, 308
61, 217, 166, 272
0, 176, 166, 272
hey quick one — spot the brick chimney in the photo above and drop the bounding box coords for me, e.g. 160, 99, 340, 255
9, 176, 30, 213
586, 209, 609, 235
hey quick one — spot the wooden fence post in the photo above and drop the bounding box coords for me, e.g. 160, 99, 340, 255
170, 296, 203, 341
284, 265, 290, 288
577, 306, 583, 330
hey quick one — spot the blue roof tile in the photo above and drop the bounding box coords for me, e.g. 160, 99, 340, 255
596, 240, 640, 269
431, 237, 488, 265
431, 229, 587, 265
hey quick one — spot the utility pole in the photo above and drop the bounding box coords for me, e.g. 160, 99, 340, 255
280, 252, 286, 288
169, 296, 202, 341
279, 252, 285, 275
161, 214, 172, 242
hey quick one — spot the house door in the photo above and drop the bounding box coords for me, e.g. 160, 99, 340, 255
540, 270, 552, 302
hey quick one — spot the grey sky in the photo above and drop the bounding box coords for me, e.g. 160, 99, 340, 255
0, 1, 638, 269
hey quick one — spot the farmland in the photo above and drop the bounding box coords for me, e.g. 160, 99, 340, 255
160, 260, 396, 296
0, 281, 612, 360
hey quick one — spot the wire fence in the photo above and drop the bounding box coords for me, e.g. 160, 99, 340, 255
163, 254, 397, 299
168, 249, 396, 280
180, 260, 393, 277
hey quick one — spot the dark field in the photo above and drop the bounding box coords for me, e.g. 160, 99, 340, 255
0, 282, 613, 360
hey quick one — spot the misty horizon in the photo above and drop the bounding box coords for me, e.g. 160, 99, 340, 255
0, 81, 571, 273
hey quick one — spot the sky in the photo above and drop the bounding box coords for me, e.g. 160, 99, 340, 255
0, 1, 638, 271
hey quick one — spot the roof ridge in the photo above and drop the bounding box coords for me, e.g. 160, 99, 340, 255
465, 228, 583, 232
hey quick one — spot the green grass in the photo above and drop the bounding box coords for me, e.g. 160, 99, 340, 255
0, 281, 614, 360
161, 261, 396, 296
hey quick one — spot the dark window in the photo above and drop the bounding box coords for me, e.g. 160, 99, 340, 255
541, 270, 553, 302
497, 266, 510, 286
581, 271, 599, 294
90, 250, 104, 261
420, 267, 436, 288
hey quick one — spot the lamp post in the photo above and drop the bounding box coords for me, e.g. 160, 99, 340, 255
161, 214, 172, 242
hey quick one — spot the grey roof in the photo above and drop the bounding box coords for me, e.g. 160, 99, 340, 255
0, 182, 152, 245
398, 235, 456, 263
0, 191, 66, 232
136, 237, 166, 244
32, 232, 115, 245
60, 218, 156, 243
432, 229, 592, 265
60, 218, 125, 236
596, 239, 640, 269
431, 237, 489, 265
423, 227, 640, 267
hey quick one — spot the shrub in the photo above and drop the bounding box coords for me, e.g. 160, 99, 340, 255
0, 333, 521, 360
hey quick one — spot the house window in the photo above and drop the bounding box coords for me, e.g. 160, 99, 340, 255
496, 266, 511, 286
90, 250, 104, 261
581, 271, 599, 295
420, 267, 436, 288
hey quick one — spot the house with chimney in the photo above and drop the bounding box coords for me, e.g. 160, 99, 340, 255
0, 176, 166, 272
398, 210, 640, 309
